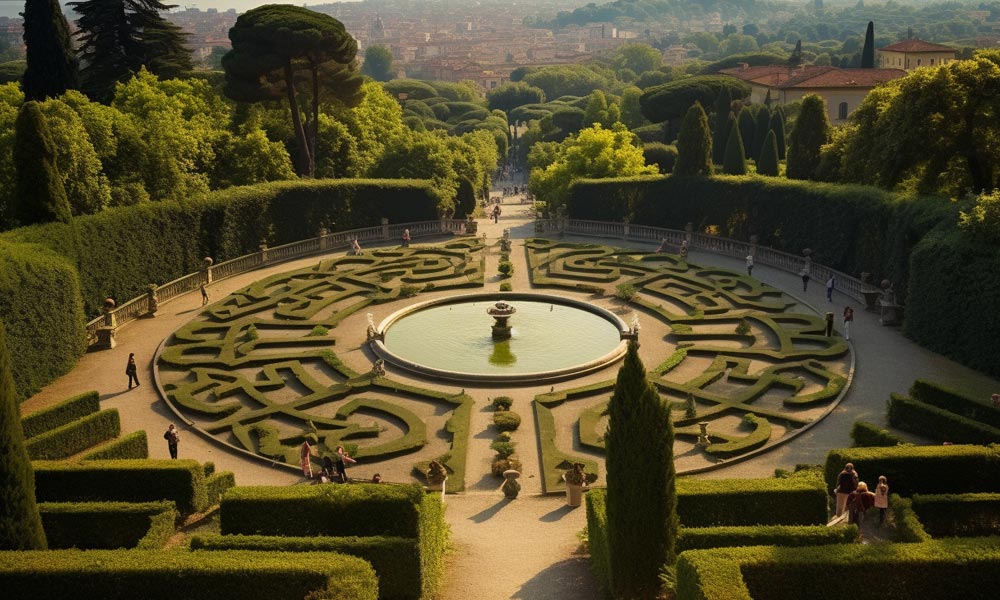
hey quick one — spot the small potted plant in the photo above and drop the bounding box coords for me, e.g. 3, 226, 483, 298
562, 463, 590, 507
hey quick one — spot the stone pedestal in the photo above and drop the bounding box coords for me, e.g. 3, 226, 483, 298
96, 326, 116, 350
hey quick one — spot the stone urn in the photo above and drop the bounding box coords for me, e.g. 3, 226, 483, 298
501, 469, 521, 499
426, 460, 448, 492
562, 463, 588, 507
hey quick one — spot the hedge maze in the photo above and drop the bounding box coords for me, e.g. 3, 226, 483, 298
527, 239, 851, 491
158, 242, 483, 491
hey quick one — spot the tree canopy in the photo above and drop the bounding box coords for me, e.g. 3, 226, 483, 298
487, 82, 545, 114
786, 94, 830, 180
673, 102, 713, 176
21, 0, 79, 102
639, 75, 749, 124
362, 45, 394, 82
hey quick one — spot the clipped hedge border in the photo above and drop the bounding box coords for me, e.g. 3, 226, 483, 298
676, 470, 829, 527
911, 493, 1000, 538
888, 392, 1000, 444
190, 534, 420, 600
676, 524, 858, 552
889, 495, 931, 543
825, 445, 1000, 497
850, 420, 902, 447
204, 471, 236, 507
33, 459, 208, 516
25, 408, 120, 460
38, 501, 177, 550
910, 379, 1000, 429
0, 549, 377, 600
676, 538, 1000, 600
82, 430, 149, 460
20, 391, 100, 438
585, 489, 612, 597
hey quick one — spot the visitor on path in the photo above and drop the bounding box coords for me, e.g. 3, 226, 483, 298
679, 239, 689, 259
835, 463, 859, 517
656, 238, 668, 253
164, 424, 179, 459
352, 238, 362, 255
371, 473, 382, 483
492, 204, 501, 224
874, 476, 889, 524
300, 440, 314, 478
321, 455, 335, 480
335, 445, 356, 483
401, 228, 411, 248
800, 269, 810, 292
825, 312, 834, 337
746, 254, 754, 276
126, 353, 140, 389
992, 393, 1000, 408
843, 306, 854, 340
846, 481, 876, 525
826, 275, 836, 302
200, 283, 210, 306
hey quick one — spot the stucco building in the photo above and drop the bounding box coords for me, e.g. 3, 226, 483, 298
877, 39, 956, 71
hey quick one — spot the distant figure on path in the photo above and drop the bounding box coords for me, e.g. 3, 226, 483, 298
164, 424, 179, 459
843, 306, 854, 340
334, 445, 356, 482
492, 204, 501, 223
825, 312, 834, 337
847, 481, 876, 525
874, 475, 889, 524
656, 238, 668, 253
126, 353, 140, 389
746, 254, 754, 276
200, 284, 210, 306
826, 275, 836, 302
401, 228, 411, 248
300, 441, 315, 478
800, 269, 810, 292
352, 238, 362, 255
992, 393, 1000, 408
834, 462, 859, 517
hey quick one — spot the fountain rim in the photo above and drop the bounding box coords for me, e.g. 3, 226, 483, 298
372, 292, 630, 384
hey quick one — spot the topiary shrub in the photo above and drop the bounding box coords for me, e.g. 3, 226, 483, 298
492, 411, 521, 432
491, 396, 513, 411
499, 282, 512, 291
497, 260, 514, 278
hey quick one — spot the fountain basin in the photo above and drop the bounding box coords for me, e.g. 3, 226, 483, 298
373, 293, 629, 383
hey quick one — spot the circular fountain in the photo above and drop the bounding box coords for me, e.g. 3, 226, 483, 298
373, 293, 630, 383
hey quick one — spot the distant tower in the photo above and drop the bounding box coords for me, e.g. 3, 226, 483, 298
371, 13, 385, 40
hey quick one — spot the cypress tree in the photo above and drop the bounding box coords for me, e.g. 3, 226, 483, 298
757, 129, 780, 176
21, 0, 79, 101
723, 119, 748, 175
711, 87, 732, 165
605, 342, 678, 600
768, 108, 787, 159
0, 321, 48, 550
752, 105, 771, 159
861, 21, 875, 68
737, 106, 755, 159
786, 94, 831, 180
673, 101, 713, 176
788, 39, 803, 67
13, 101, 72, 226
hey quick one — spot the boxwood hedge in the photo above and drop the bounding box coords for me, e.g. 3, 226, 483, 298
825, 445, 1000, 497
20, 391, 99, 438
850, 420, 903, 447
911, 493, 1000, 538
0, 549, 377, 600
25, 408, 120, 460
888, 393, 1000, 445
676, 524, 858, 552
675, 469, 829, 527
909, 379, 1000, 429
82, 430, 149, 460
38, 501, 177, 550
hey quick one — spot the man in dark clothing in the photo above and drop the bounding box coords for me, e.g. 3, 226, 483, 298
834, 463, 859, 517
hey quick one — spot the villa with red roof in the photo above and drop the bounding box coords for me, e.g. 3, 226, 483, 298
877, 39, 956, 71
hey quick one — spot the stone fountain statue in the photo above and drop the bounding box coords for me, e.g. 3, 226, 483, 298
487, 301, 517, 339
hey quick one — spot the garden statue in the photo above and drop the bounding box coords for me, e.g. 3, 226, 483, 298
563, 463, 589, 507
501, 469, 521, 499
427, 460, 447, 492
697, 422, 711, 448
370, 358, 385, 378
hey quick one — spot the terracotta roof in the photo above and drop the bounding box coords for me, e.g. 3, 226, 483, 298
718, 64, 829, 86
879, 39, 955, 53
779, 68, 907, 89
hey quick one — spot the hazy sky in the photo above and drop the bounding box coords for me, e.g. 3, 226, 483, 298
0, 1, 358, 19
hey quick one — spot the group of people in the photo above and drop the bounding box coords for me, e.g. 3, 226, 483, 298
300, 440, 359, 484
834, 463, 890, 528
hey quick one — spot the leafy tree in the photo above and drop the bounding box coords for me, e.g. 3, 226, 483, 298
487, 82, 545, 114
719, 34, 759, 57
529, 123, 656, 211
582, 90, 611, 127
362, 45, 394, 82
640, 75, 749, 125
861, 21, 875, 68
619, 86, 646, 129
70, 0, 192, 102
786, 94, 830, 180
959, 189, 1000, 244
522, 64, 613, 99
757, 129, 780, 176
210, 129, 295, 188
613, 44, 662, 75
642, 142, 677, 174
605, 341, 678, 599
13, 101, 71, 226
223, 5, 362, 177
752, 105, 771, 159
673, 102, 713, 176
711, 86, 732, 165
723, 119, 748, 175
738, 106, 756, 158
0, 83, 22, 227
38, 97, 110, 215
21, 0, 79, 101
768, 108, 787, 159
0, 321, 47, 550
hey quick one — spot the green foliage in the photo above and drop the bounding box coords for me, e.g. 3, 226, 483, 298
642, 142, 677, 173
752, 106, 772, 160
492, 411, 521, 432
585, 489, 612, 597
673, 102, 713, 176
861, 21, 875, 69
959, 189, 1000, 244
676, 524, 858, 552
723, 119, 748, 175
82, 431, 149, 460
13, 101, 71, 226
888, 393, 1000, 445
487, 82, 545, 113
676, 470, 829, 527
711, 87, 732, 165
24, 408, 120, 460
890, 495, 932, 543
33, 459, 209, 516
909, 379, 1000, 429
756, 130, 780, 176
614, 282, 637, 302
20, 391, 99, 439
0, 321, 47, 550
639, 76, 750, 124
734, 318, 751, 336
490, 439, 516, 459
737, 106, 755, 159
786, 94, 830, 180
850, 421, 902, 447
911, 493, 1000, 538
309, 325, 329, 337
491, 396, 513, 411
0, 549, 378, 600
190, 534, 421, 600
204, 471, 236, 507
522, 64, 615, 99
613, 44, 662, 75
769, 108, 787, 159
499, 282, 512, 291
497, 260, 514, 278
362, 45, 393, 82
824, 445, 1000, 497
38, 501, 176, 550
21, 0, 79, 102
605, 342, 678, 598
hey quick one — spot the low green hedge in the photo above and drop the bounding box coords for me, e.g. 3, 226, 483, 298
33, 459, 208, 516
38, 501, 177, 550
676, 470, 829, 527
825, 445, 1000, 497
676, 538, 1000, 600
0, 549, 377, 600
850, 420, 903, 447
25, 408, 120, 460
888, 393, 1000, 445
20, 391, 99, 438
676, 524, 858, 552
910, 379, 1000, 429
585, 489, 612, 597
204, 471, 236, 507
190, 534, 420, 600
82, 430, 149, 460
911, 493, 1000, 538
889, 495, 932, 543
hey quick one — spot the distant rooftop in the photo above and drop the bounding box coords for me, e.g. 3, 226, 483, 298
719, 64, 907, 89
879, 39, 955, 53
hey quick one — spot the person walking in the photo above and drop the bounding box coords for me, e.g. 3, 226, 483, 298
800, 269, 810, 292
843, 306, 854, 340
200, 283, 210, 306
164, 424, 179, 459
334, 445, 357, 483
126, 353, 140, 389
834, 462, 859, 517
825, 312, 834, 337
492, 204, 501, 224
874, 475, 889, 524
300, 440, 314, 478
847, 481, 876, 526
351, 238, 362, 255
401, 228, 411, 248
746, 254, 754, 276
826, 275, 836, 302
